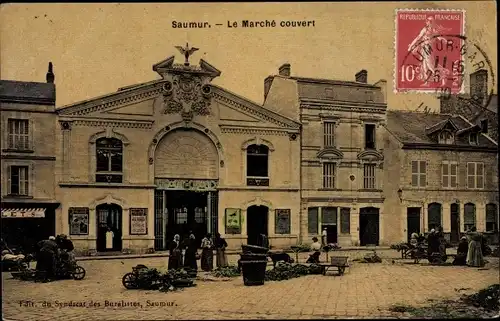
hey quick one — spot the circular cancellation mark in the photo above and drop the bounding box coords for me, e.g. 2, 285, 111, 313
401, 34, 496, 119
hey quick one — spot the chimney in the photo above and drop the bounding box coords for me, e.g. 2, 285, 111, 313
355, 70, 367, 83
278, 63, 291, 77
46, 62, 55, 83
470, 69, 487, 103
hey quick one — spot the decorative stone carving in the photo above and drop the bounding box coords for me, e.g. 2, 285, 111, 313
59, 121, 72, 131
288, 133, 298, 141
163, 74, 212, 119
149, 157, 154, 165
220, 160, 224, 168
155, 178, 218, 191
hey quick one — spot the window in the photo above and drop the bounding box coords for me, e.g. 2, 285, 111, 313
363, 164, 376, 189
469, 133, 479, 145
194, 207, 206, 224
486, 204, 498, 232
464, 203, 476, 231
411, 161, 427, 187
95, 138, 123, 183
7, 119, 29, 150
322, 162, 336, 189
364, 124, 376, 149
442, 161, 458, 188
427, 203, 442, 231
467, 162, 484, 189
321, 207, 337, 224
438, 131, 454, 144
8, 166, 29, 196
307, 207, 319, 234
340, 208, 350, 234
480, 119, 488, 134
246, 144, 269, 186
323, 122, 335, 147
175, 207, 188, 224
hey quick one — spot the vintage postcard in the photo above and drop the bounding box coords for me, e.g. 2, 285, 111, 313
0, 2, 498, 320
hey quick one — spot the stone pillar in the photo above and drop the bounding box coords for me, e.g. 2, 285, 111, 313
268, 208, 275, 237
460, 203, 465, 233
88, 208, 97, 251
378, 204, 385, 245
241, 209, 248, 237
59, 121, 72, 181
476, 203, 486, 231
442, 203, 451, 232
422, 202, 428, 233
122, 208, 130, 239
351, 206, 360, 246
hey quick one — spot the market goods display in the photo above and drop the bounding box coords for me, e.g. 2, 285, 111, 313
121, 265, 196, 291
264, 262, 323, 281
211, 265, 240, 278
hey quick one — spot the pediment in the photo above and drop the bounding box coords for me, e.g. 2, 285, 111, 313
218, 102, 261, 122
317, 148, 344, 159
357, 150, 383, 161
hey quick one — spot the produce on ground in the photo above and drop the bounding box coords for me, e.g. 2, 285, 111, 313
211, 265, 240, 278
264, 262, 323, 281
359, 251, 382, 263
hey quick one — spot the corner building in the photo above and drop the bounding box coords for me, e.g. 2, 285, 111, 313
55, 55, 301, 253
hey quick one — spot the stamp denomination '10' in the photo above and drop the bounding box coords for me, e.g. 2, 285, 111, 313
395, 9, 466, 94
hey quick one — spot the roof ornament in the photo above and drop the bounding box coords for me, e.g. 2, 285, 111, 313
46, 62, 55, 83
175, 43, 199, 66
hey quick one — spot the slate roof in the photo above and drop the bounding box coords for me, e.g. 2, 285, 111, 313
0, 80, 55, 104
386, 110, 497, 148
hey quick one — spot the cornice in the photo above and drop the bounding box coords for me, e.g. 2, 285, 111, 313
71, 119, 153, 129
402, 143, 497, 152
301, 102, 386, 114
57, 83, 163, 116
220, 126, 294, 136
212, 88, 300, 129
59, 182, 156, 189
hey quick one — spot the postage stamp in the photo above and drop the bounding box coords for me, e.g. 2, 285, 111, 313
394, 9, 466, 94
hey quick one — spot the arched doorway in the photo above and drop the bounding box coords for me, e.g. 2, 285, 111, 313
247, 205, 269, 246
96, 204, 122, 252
153, 128, 219, 250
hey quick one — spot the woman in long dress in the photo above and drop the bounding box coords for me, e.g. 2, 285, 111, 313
214, 233, 228, 268
183, 234, 198, 271
168, 234, 182, 270
200, 234, 214, 272
466, 227, 485, 267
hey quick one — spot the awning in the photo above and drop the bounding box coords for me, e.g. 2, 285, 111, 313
1, 208, 46, 218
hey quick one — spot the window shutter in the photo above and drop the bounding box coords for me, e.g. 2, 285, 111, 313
29, 119, 34, 151
7, 166, 11, 195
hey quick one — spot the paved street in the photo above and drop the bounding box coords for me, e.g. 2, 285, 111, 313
2, 250, 499, 320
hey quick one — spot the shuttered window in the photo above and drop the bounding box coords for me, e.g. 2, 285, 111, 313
323, 122, 335, 147
363, 164, 376, 189
467, 162, 484, 189
323, 163, 336, 189
8, 119, 30, 150
340, 208, 350, 234
411, 161, 427, 187
307, 207, 319, 234
442, 161, 458, 188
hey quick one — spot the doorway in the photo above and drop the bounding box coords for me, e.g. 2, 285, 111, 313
450, 203, 460, 244
359, 207, 380, 246
96, 204, 122, 252
165, 191, 208, 249
247, 205, 268, 246
406, 207, 421, 242
321, 224, 338, 244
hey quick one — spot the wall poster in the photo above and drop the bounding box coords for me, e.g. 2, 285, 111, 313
225, 208, 241, 234
130, 208, 148, 235
275, 209, 291, 234
69, 207, 89, 235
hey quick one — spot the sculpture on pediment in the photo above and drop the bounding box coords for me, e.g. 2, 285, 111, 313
162, 74, 212, 119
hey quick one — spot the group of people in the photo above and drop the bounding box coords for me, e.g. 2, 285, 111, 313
408, 225, 488, 267
168, 232, 228, 272
35, 234, 75, 282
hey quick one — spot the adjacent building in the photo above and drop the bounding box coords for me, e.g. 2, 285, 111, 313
383, 110, 499, 244
0, 64, 59, 251
1, 49, 498, 253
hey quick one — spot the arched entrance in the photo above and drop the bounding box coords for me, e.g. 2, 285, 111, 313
153, 128, 219, 250
96, 203, 122, 252
247, 205, 269, 246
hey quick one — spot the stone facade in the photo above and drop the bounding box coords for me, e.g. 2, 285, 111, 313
0, 67, 60, 250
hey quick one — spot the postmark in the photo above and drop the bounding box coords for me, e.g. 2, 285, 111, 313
394, 9, 466, 94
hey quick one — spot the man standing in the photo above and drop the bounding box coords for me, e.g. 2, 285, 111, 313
36, 236, 59, 282
322, 228, 328, 246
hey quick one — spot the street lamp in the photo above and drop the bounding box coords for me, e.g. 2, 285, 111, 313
397, 189, 403, 202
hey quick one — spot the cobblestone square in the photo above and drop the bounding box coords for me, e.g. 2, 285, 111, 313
2, 251, 499, 320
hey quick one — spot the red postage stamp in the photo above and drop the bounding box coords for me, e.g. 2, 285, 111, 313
395, 9, 466, 94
